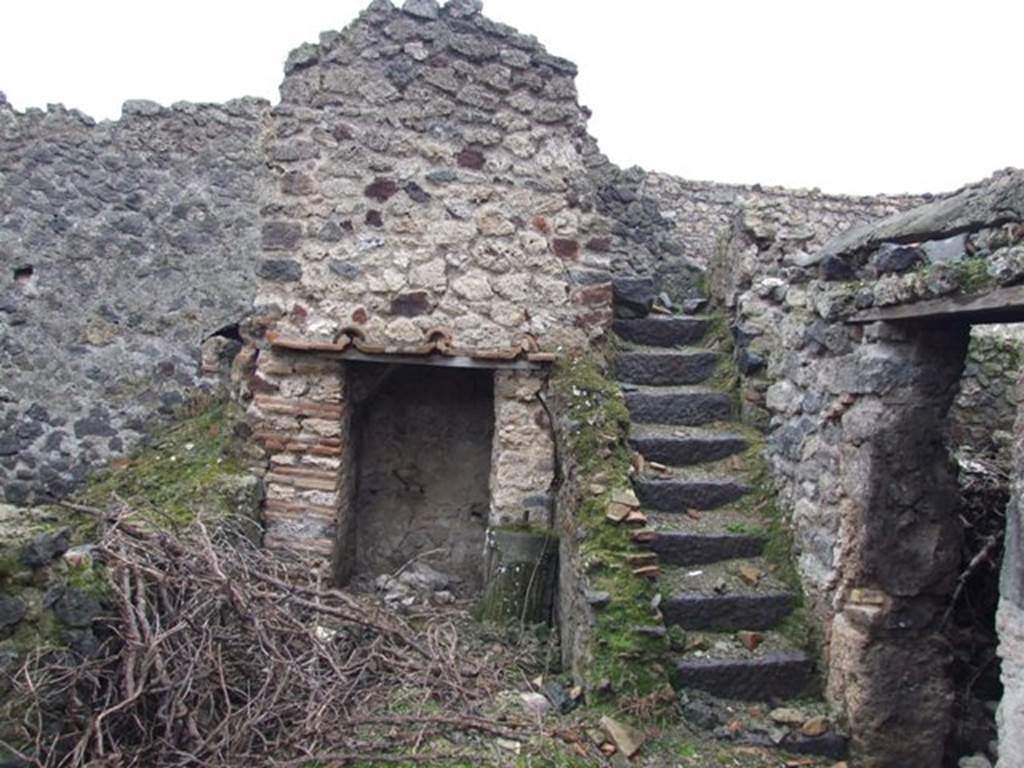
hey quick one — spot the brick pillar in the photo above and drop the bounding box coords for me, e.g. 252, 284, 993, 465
248, 347, 353, 578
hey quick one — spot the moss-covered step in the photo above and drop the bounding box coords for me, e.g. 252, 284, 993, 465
614, 350, 719, 386
613, 316, 710, 347
671, 651, 813, 701
629, 426, 747, 467
624, 387, 734, 426
634, 476, 751, 511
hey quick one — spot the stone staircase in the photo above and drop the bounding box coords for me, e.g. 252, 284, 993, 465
612, 279, 846, 757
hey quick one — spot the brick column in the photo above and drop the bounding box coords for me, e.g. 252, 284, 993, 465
248, 347, 353, 578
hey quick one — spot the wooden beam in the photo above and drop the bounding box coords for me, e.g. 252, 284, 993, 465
336, 349, 549, 371
847, 284, 1024, 325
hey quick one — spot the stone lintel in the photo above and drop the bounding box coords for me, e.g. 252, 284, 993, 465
848, 284, 1024, 325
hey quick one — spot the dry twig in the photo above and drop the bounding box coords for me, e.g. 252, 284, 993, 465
4, 505, 534, 767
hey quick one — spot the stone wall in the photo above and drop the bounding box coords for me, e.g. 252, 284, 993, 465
711, 186, 980, 617
252, 0, 618, 354
997, 368, 1024, 768
952, 325, 1024, 466
0, 93, 269, 505
710, 170, 1024, 765
0, 0, 948, 510
580, 155, 931, 300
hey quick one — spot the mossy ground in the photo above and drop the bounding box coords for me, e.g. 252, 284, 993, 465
76, 396, 250, 531
326, 721, 837, 767
1, 397, 254, 662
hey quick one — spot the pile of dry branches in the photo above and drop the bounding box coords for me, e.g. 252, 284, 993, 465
948, 449, 1008, 626
4, 506, 534, 767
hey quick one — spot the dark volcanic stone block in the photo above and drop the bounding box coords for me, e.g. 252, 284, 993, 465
257, 259, 303, 282
613, 317, 709, 347
612, 276, 655, 318
0, 595, 27, 631
780, 731, 849, 759
614, 351, 719, 386
630, 432, 747, 466
391, 290, 432, 317
625, 391, 734, 426
648, 531, 765, 566
261, 221, 302, 251
634, 477, 750, 511
874, 243, 925, 275
672, 652, 813, 701
662, 592, 796, 631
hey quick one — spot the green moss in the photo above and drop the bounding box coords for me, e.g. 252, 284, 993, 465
672, 741, 700, 758
701, 313, 744, 414
76, 398, 249, 531
953, 257, 995, 294
724, 521, 764, 536
0, 550, 23, 581
64, 560, 110, 597
4, 609, 63, 654
729, 432, 817, 651
552, 354, 669, 702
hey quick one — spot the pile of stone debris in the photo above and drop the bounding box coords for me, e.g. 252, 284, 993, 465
373, 561, 461, 607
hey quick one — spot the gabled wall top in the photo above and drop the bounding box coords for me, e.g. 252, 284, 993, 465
254, 0, 615, 353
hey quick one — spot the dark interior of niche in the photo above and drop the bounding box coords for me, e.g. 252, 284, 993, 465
945, 434, 1007, 763
14, 264, 34, 282
347, 364, 495, 596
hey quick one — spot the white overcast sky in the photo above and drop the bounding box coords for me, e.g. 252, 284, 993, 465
2, 0, 1021, 196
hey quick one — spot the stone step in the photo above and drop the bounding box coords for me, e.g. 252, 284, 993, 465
645, 530, 766, 566
634, 477, 751, 511
613, 316, 709, 347
624, 388, 734, 426
662, 591, 796, 631
614, 350, 719, 386
671, 652, 814, 701
629, 429, 747, 467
